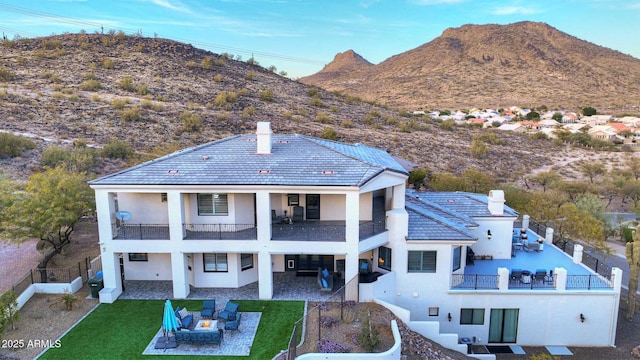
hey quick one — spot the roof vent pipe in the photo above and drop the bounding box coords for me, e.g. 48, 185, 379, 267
256, 122, 272, 154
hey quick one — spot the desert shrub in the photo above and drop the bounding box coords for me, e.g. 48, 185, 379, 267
319, 127, 338, 141
0, 67, 15, 82
307, 87, 320, 97
474, 132, 505, 145
309, 96, 324, 107
40, 145, 97, 172
0, 290, 19, 332
80, 79, 102, 91
363, 110, 379, 125
319, 316, 339, 329
141, 100, 165, 112
532, 132, 549, 140
200, 56, 213, 69
215, 111, 229, 121
341, 119, 354, 128
213, 74, 223, 82
136, 84, 148, 95
316, 112, 332, 124
102, 57, 115, 69
470, 139, 489, 159
245, 71, 256, 80
101, 139, 134, 159
117, 76, 135, 92
317, 339, 351, 353
358, 311, 380, 352
241, 106, 257, 120
214, 57, 225, 67
41, 70, 61, 83
259, 89, 274, 102
84, 70, 96, 80
409, 168, 428, 187
439, 119, 456, 131
180, 111, 203, 132
186, 60, 197, 68
111, 98, 129, 110
120, 106, 141, 122
0, 133, 36, 158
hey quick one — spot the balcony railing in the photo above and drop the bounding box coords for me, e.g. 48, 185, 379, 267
451, 274, 499, 289
565, 274, 614, 290
112, 224, 170, 240
183, 224, 257, 240
359, 219, 387, 241
451, 273, 614, 290
272, 223, 346, 242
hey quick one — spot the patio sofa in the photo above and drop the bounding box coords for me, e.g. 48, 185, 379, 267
175, 307, 193, 329
317, 267, 334, 292
175, 328, 223, 345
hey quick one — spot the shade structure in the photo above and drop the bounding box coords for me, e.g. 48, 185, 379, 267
162, 299, 179, 335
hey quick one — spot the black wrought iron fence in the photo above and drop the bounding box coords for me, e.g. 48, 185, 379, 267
11, 271, 34, 296
582, 252, 613, 277
183, 224, 257, 240
359, 219, 387, 240
111, 223, 170, 240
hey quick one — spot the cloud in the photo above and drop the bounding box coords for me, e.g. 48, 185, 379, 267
490, 6, 541, 15
411, 0, 464, 4
144, 0, 192, 14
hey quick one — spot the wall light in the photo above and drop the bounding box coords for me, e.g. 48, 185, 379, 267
487, 230, 492, 240
447, 313, 452, 322
580, 313, 585, 323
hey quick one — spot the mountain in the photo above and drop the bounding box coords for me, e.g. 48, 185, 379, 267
300, 22, 640, 110
301, 49, 372, 83
0, 32, 614, 183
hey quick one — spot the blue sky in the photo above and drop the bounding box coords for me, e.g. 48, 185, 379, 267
1, 0, 638, 78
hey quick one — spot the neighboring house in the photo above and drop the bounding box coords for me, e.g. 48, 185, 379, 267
562, 123, 588, 132
538, 119, 559, 128
581, 115, 612, 126
588, 125, 619, 142
497, 123, 527, 133
562, 112, 579, 123
90, 122, 621, 354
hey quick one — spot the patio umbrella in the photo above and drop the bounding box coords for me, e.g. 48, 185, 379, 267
162, 299, 179, 336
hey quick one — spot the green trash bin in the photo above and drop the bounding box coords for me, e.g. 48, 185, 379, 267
88, 276, 104, 298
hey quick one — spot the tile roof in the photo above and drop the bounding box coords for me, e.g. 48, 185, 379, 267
408, 190, 519, 218
405, 198, 477, 242
89, 133, 408, 187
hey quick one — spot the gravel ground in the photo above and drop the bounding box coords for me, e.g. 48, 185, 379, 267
0, 240, 40, 293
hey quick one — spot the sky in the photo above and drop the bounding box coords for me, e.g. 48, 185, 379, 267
0, 0, 639, 79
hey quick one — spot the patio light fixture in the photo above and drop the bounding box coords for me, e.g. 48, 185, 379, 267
580, 313, 585, 323
487, 230, 492, 240
448, 313, 452, 322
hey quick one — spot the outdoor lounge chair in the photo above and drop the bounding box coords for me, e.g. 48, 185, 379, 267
218, 301, 240, 321
175, 307, 193, 329
224, 312, 242, 332
292, 206, 304, 222
317, 267, 334, 292
510, 269, 523, 282
535, 269, 547, 282
201, 300, 216, 319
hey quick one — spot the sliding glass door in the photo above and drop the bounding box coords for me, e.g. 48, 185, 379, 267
489, 309, 519, 343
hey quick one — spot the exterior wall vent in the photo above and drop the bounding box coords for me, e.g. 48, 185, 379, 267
258, 170, 271, 174
446, 199, 455, 203
167, 170, 179, 174
321, 170, 336, 175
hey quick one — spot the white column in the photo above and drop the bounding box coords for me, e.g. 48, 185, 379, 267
345, 192, 360, 301
171, 252, 189, 298
555, 267, 567, 291
573, 244, 584, 264
255, 191, 273, 299
391, 184, 406, 210
545, 227, 554, 244
167, 191, 185, 241
522, 214, 530, 230
497, 267, 509, 291
609, 267, 623, 346
94, 190, 114, 241
99, 252, 122, 303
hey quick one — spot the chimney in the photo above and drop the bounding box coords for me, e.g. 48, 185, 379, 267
487, 190, 505, 215
256, 122, 272, 154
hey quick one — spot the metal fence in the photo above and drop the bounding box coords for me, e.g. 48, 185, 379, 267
566, 274, 614, 289
286, 274, 359, 360
8, 256, 96, 297
451, 274, 499, 289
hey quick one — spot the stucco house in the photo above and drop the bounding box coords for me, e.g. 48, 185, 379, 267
89, 122, 621, 356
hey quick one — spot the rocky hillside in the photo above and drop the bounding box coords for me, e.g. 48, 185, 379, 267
0, 32, 615, 183
300, 22, 640, 110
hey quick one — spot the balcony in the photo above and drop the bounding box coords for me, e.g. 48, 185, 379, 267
183, 224, 257, 240
112, 224, 170, 240
451, 273, 613, 290
270, 219, 387, 242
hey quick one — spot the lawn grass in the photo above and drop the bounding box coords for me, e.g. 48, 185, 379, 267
39, 299, 304, 359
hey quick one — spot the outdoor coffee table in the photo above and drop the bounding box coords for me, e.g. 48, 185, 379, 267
194, 319, 218, 331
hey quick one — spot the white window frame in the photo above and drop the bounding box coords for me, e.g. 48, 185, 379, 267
197, 193, 228, 216
203, 253, 228, 272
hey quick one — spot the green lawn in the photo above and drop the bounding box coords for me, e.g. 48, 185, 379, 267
39, 299, 304, 360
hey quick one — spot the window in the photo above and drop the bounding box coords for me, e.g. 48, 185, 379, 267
428, 307, 439, 316
128, 253, 148, 262
452, 246, 461, 271
241, 253, 254, 271
161, 193, 167, 202
408, 251, 437, 273
460, 308, 485, 325
378, 246, 392, 271
203, 253, 228, 272
287, 194, 299, 206
197, 193, 228, 216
